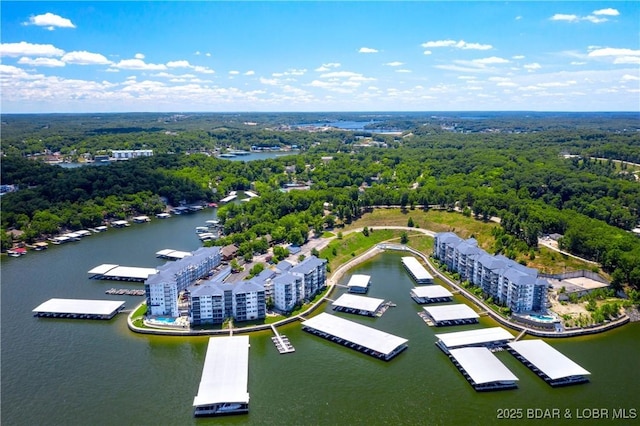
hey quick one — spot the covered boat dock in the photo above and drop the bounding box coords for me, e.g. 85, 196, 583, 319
401, 256, 434, 284
193, 336, 250, 417
88, 264, 158, 281
156, 249, 193, 260
332, 293, 386, 317
410, 285, 453, 304
435, 327, 515, 353
347, 274, 371, 293
32, 298, 125, 320
447, 347, 519, 391
507, 340, 591, 386
421, 304, 479, 326
302, 312, 408, 361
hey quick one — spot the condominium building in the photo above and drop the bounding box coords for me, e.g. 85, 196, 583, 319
111, 149, 153, 159
289, 256, 327, 300
188, 278, 266, 325
434, 232, 548, 313
145, 247, 221, 317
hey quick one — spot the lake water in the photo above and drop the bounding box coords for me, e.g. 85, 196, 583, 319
1, 212, 639, 425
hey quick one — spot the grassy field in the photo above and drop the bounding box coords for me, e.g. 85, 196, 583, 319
342, 208, 598, 275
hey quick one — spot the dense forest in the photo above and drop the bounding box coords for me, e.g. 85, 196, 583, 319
2, 112, 640, 288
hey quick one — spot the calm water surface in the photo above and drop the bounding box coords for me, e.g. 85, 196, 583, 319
2, 213, 639, 425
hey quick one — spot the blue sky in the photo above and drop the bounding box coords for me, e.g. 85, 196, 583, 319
1, 1, 638, 113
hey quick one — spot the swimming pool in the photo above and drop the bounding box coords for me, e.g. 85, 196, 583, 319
528, 314, 557, 323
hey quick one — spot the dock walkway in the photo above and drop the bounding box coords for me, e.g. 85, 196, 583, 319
270, 325, 295, 354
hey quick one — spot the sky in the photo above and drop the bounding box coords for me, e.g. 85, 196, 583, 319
1, 1, 639, 113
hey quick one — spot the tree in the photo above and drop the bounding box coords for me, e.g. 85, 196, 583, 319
400, 232, 409, 244
311, 248, 319, 257
362, 226, 369, 237
230, 259, 242, 272
407, 217, 415, 228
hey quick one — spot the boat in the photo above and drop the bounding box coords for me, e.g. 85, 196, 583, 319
156, 213, 171, 219
195, 226, 209, 234
7, 247, 27, 257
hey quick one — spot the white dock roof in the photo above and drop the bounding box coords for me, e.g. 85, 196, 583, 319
449, 347, 519, 385
508, 340, 590, 380
193, 336, 250, 407
332, 293, 384, 313
303, 312, 408, 356
423, 304, 479, 322
33, 298, 125, 316
401, 256, 433, 281
156, 249, 193, 259
347, 274, 370, 289
411, 285, 453, 299
88, 264, 119, 275
436, 327, 514, 349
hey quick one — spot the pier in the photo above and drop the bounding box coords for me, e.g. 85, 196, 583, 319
105, 288, 145, 296
88, 264, 158, 281
33, 298, 125, 320
270, 325, 295, 354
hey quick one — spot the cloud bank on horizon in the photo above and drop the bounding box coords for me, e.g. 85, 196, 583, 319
1, 2, 638, 113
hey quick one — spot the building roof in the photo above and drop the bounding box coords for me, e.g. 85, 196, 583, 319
347, 274, 371, 289
188, 282, 225, 297
435, 327, 514, 349
302, 312, 408, 356
437, 232, 463, 245
423, 304, 480, 322
449, 347, 519, 385
477, 254, 507, 272
401, 256, 433, 281
193, 336, 250, 407
234, 279, 265, 294
275, 260, 293, 272
332, 293, 384, 313
455, 238, 480, 256
290, 255, 326, 274
410, 285, 453, 299
33, 298, 125, 316
507, 340, 590, 380
221, 245, 238, 257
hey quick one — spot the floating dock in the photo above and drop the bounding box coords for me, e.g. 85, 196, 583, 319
410, 285, 453, 304
270, 325, 295, 354
32, 298, 125, 320
507, 340, 591, 387
132, 215, 150, 223
302, 312, 408, 361
332, 293, 386, 317
111, 220, 130, 228
347, 274, 371, 293
88, 264, 158, 281
421, 304, 480, 327
156, 249, 193, 260
447, 347, 519, 391
219, 194, 238, 203
401, 256, 434, 284
435, 327, 515, 353
193, 336, 250, 417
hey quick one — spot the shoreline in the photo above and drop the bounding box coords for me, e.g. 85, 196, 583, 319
127, 231, 630, 338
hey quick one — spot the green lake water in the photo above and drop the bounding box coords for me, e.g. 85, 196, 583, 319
2, 211, 638, 425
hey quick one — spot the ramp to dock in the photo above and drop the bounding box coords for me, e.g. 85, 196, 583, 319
271, 325, 295, 354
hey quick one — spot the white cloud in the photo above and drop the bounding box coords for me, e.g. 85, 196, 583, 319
62, 51, 112, 65
134, 53, 145, 59
551, 8, 619, 24
593, 8, 619, 16
358, 47, 378, 53
229, 70, 240, 75
205, 53, 211, 57
524, 62, 542, 71
315, 63, 341, 72
385, 61, 404, 67
421, 39, 492, 50
193, 65, 215, 74
166, 60, 192, 68
25, 13, 75, 30
396, 69, 411, 73
244, 70, 255, 76
18, 57, 66, 67
114, 59, 167, 70
423, 50, 432, 55
550, 14, 579, 22
512, 55, 525, 60
588, 47, 640, 64
0, 41, 64, 57
194, 51, 201, 55
622, 74, 639, 81
473, 56, 509, 65
260, 77, 279, 86
571, 61, 586, 65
